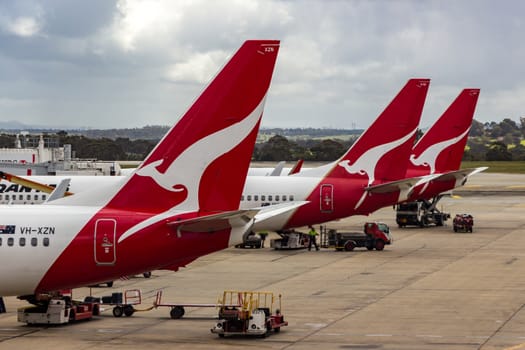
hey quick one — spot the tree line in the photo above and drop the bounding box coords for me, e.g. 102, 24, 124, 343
0, 118, 523, 162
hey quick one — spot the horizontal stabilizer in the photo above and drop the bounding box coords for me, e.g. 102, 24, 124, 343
429, 167, 488, 183
366, 175, 440, 203
365, 175, 436, 194
254, 201, 309, 223
167, 209, 259, 234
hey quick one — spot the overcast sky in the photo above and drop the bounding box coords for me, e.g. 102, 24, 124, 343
0, 0, 523, 130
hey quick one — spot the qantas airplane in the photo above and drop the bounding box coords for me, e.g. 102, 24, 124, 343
405, 88, 486, 201
0, 39, 281, 298
0, 79, 429, 236
246, 89, 485, 203
243, 78, 430, 231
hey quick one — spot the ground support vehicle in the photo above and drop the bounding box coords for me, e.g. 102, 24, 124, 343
321, 222, 392, 251
235, 232, 262, 249
85, 289, 144, 317
395, 196, 450, 228
453, 214, 474, 233
18, 292, 100, 325
153, 290, 241, 319
211, 291, 287, 338
270, 230, 309, 250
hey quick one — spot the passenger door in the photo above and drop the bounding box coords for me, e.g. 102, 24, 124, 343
94, 219, 117, 265
320, 184, 334, 213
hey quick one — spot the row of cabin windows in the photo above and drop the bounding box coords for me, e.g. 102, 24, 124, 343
0, 237, 50, 247
242, 194, 294, 202
0, 194, 47, 201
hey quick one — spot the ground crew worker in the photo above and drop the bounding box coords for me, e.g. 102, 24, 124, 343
258, 230, 268, 248
308, 225, 319, 251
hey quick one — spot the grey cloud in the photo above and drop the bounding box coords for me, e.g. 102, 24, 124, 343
0, 0, 524, 129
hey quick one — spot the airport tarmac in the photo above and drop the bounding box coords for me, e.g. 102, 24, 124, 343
0, 173, 524, 350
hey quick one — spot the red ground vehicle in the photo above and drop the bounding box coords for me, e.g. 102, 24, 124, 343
321, 222, 393, 251
453, 214, 474, 232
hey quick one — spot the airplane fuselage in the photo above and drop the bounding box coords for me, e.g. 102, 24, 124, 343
0, 174, 402, 232
242, 175, 401, 231
0, 203, 245, 296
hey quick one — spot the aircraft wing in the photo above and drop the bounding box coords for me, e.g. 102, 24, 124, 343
0, 171, 74, 196
269, 161, 285, 176
45, 178, 72, 202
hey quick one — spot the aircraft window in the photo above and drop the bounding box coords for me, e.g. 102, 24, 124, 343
0, 237, 2, 246
31, 237, 37, 247
27, 195, 31, 200
290, 195, 294, 201
5, 195, 9, 200
254, 195, 258, 201
261, 195, 266, 201
283, 195, 287, 201
247, 195, 252, 201
0, 195, 2, 200
43, 237, 50, 247
275, 195, 280, 201
7, 237, 14, 246
19, 195, 23, 200
241, 195, 244, 201
34, 195, 39, 200
42, 195, 47, 200
19, 237, 26, 247
268, 195, 273, 201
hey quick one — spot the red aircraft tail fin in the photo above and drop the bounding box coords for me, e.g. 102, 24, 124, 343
410, 88, 480, 174
326, 78, 430, 185
107, 40, 280, 213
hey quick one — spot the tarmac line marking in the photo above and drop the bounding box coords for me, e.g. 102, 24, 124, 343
415, 334, 443, 338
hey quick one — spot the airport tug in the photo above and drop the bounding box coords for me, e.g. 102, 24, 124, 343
211, 291, 287, 337
17, 290, 100, 325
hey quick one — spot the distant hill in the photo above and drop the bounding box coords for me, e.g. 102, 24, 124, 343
257, 127, 363, 142
0, 120, 44, 130
0, 125, 363, 142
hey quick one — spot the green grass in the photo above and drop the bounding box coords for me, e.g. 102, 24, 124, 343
461, 161, 525, 174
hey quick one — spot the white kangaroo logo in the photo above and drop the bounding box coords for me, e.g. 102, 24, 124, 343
338, 127, 417, 210
119, 96, 266, 243
410, 127, 470, 174
338, 127, 418, 186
